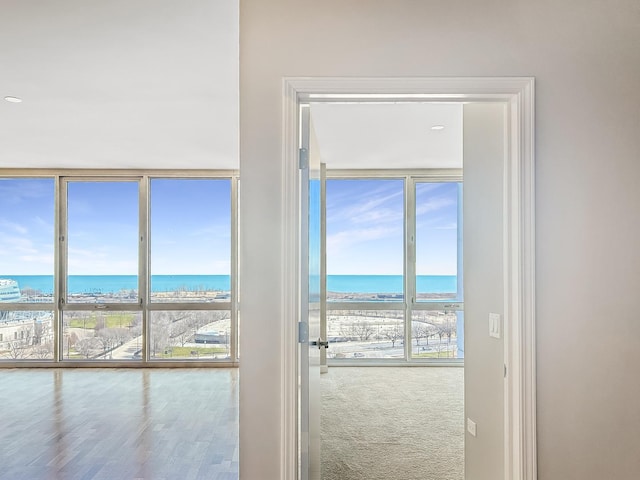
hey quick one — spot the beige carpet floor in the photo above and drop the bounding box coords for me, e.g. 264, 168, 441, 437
321, 367, 464, 480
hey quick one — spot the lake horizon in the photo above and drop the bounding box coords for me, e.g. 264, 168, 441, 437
1, 274, 458, 295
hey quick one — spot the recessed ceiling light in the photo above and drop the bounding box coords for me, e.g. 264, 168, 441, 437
4, 96, 22, 103
431, 125, 445, 131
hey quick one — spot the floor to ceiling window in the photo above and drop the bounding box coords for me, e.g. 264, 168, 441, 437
0, 173, 238, 364
324, 172, 463, 362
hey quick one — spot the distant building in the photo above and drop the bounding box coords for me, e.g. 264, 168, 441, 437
0, 279, 53, 353
0, 279, 21, 305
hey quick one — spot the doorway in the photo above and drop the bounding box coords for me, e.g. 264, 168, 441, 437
283, 77, 536, 480
314, 140, 464, 478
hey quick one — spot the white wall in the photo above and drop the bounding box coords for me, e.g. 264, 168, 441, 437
463, 103, 506, 480
239, 1, 640, 479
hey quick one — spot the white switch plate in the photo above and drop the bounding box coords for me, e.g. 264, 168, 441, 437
489, 313, 501, 338
467, 418, 477, 437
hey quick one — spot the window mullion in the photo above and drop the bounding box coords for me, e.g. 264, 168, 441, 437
230, 175, 239, 362
56, 177, 67, 362
139, 176, 149, 362
404, 176, 416, 362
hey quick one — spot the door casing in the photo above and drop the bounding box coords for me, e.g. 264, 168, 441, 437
281, 77, 536, 480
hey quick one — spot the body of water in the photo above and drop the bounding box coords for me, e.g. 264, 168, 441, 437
3, 275, 230, 295
328, 275, 457, 294
2, 274, 456, 295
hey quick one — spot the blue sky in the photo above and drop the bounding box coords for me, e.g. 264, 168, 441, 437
326, 179, 459, 275
1, 177, 456, 276
0, 178, 231, 275
0, 178, 55, 275
149, 179, 231, 275
415, 182, 459, 276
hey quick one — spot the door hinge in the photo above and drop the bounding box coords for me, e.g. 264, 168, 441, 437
504, 364, 507, 378
299, 148, 309, 170
298, 321, 308, 344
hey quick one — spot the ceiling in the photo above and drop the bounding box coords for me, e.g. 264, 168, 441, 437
0, 1, 461, 171
0, 0, 239, 170
310, 103, 462, 170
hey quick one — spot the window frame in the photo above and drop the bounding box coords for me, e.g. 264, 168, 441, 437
0, 170, 239, 367
323, 169, 463, 364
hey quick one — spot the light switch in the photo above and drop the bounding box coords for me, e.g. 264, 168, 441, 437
489, 313, 501, 339
467, 418, 477, 437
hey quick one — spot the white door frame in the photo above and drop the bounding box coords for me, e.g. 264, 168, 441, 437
280, 77, 536, 480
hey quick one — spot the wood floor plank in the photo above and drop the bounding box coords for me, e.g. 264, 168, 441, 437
0, 369, 239, 480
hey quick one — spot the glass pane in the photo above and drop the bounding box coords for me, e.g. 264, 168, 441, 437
0, 178, 55, 302
411, 310, 463, 359
326, 179, 404, 301
150, 179, 231, 302
327, 310, 404, 359
415, 182, 460, 301
0, 311, 54, 360
149, 310, 231, 360
67, 181, 139, 303
61, 311, 142, 361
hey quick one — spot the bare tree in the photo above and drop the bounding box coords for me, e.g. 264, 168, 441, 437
110, 327, 130, 346
383, 325, 404, 348
95, 313, 106, 331
439, 317, 456, 343
412, 322, 426, 346
412, 322, 437, 346
32, 343, 54, 359
6, 340, 29, 359
95, 329, 115, 356
435, 317, 456, 357
350, 320, 375, 341
167, 314, 192, 347
150, 314, 171, 357
76, 338, 99, 359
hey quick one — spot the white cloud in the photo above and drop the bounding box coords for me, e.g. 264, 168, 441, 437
327, 225, 400, 252
0, 179, 52, 205
0, 219, 28, 235
33, 216, 53, 231
0, 234, 38, 254
415, 195, 455, 216
327, 184, 403, 224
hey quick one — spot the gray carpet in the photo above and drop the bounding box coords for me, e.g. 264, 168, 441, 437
321, 367, 464, 480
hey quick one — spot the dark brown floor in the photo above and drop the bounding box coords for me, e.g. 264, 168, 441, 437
0, 368, 238, 480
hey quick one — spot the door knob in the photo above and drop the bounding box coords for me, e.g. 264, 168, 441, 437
310, 338, 329, 349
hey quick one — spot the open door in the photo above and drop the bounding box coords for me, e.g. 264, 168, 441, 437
299, 104, 322, 480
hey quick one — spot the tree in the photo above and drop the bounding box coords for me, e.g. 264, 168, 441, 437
412, 322, 431, 346
383, 325, 404, 348
76, 338, 99, 359
95, 329, 115, 356
94, 313, 106, 331
150, 314, 171, 357
350, 320, 375, 341
6, 340, 29, 359
111, 327, 130, 346
32, 343, 53, 359
436, 317, 456, 357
